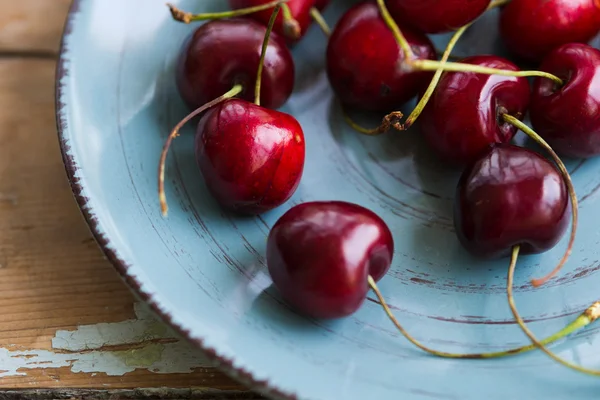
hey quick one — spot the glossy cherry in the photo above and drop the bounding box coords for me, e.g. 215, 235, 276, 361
195, 99, 305, 214
454, 144, 570, 259
531, 43, 600, 158
500, 0, 600, 63
228, 0, 316, 42
176, 18, 294, 111
326, 1, 436, 112
386, 0, 490, 34
420, 55, 531, 166
267, 201, 394, 319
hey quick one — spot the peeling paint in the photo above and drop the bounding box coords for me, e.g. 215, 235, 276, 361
0, 303, 211, 377
52, 303, 172, 351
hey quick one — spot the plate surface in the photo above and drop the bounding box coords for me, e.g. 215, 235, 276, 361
56, 1, 600, 399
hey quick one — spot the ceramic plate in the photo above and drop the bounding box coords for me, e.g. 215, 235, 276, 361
56, 1, 600, 399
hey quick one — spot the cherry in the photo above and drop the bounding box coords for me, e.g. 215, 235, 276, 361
530, 43, 600, 159
267, 201, 394, 319
419, 55, 530, 165
176, 18, 294, 111
194, 99, 305, 214
326, 1, 436, 112
228, 0, 316, 42
454, 144, 570, 259
386, 0, 491, 34
499, 0, 600, 63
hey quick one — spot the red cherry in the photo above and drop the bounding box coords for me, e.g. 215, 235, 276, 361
267, 201, 394, 319
531, 43, 600, 159
195, 99, 305, 214
326, 1, 435, 112
499, 0, 600, 63
228, 0, 316, 42
420, 55, 531, 165
386, 0, 490, 34
454, 144, 570, 259
176, 19, 294, 111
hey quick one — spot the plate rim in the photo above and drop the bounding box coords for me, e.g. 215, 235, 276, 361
54, 1, 297, 398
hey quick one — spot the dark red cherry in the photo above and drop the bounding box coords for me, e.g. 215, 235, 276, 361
267, 201, 394, 319
386, 0, 490, 34
454, 144, 570, 259
195, 99, 305, 214
176, 19, 294, 111
228, 0, 316, 42
531, 43, 600, 158
420, 55, 531, 166
500, 0, 600, 63
315, 0, 330, 10
326, 1, 436, 112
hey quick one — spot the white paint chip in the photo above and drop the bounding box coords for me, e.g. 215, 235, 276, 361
1, 303, 211, 377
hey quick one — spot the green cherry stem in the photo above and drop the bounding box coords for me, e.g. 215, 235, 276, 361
493, 0, 512, 7
376, 0, 414, 60
158, 84, 243, 217
410, 59, 564, 86
255, 3, 282, 106
310, 7, 331, 36
508, 246, 600, 376
167, 0, 288, 23
502, 114, 578, 287
402, 24, 468, 130
368, 275, 600, 359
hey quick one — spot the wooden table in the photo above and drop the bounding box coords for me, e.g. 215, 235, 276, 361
0, 1, 261, 397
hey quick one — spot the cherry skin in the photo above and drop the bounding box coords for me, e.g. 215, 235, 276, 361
386, 0, 490, 34
326, 1, 436, 112
454, 144, 570, 259
500, 0, 600, 63
530, 43, 600, 159
228, 0, 316, 42
176, 19, 294, 112
195, 99, 305, 214
420, 55, 531, 166
267, 201, 394, 319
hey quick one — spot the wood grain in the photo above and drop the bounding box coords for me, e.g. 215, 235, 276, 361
0, 0, 71, 54
0, 0, 255, 394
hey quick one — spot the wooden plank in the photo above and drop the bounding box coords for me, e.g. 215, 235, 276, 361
0, 0, 71, 54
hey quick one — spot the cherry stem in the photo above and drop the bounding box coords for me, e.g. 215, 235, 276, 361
158, 84, 243, 217
402, 24, 469, 130
502, 114, 578, 287
255, 3, 282, 106
410, 59, 563, 86
507, 246, 600, 376
368, 275, 600, 359
281, 3, 301, 40
376, 0, 414, 60
167, 0, 288, 24
344, 110, 404, 136
310, 7, 330, 36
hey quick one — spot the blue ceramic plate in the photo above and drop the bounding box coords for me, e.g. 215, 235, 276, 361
56, 1, 600, 399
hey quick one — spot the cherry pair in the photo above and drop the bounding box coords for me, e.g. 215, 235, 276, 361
159, 5, 305, 216
266, 197, 597, 369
